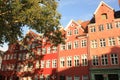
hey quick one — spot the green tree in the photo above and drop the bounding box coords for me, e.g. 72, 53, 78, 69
0, 0, 64, 46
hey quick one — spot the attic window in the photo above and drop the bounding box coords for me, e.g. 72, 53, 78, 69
101, 13, 107, 19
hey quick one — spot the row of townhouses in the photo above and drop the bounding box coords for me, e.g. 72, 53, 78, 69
0, 1, 120, 80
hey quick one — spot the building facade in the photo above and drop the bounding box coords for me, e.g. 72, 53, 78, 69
57, 20, 89, 80
1, 1, 120, 80
88, 1, 120, 80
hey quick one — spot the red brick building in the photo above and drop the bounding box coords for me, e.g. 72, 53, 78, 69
57, 20, 89, 80
88, 1, 120, 80
1, 1, 120, 80
1, 30, 59, 80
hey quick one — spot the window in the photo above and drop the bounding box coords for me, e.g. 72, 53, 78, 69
91, 40, 97, 48
90, 26, 96, 32
60, 44, 66, 50
74, 56, 80, 67
81, 54, 88, 66
74, 41, 79, 48
36, 60, 40, 68
67, 30, 72, 36
74, 29, 78, 35
34, 75, 39, 80
52, 59, 57, 68
118, 36, 120, 45
60, 75, 65, 80
107, 23, 112, 29
42, 48, 46, 54
81, 40, 87, 47
108, 37, 115, 46
60, 57, 65, 68
101, 13, 107, 19
67, 42, 72, 50
47, 47, 51, 54
98, 24, 104, 31
92, 55, 99, 66
52, 46, 57, 53
101, 54, 108, 65
41, 60, 45, 68
82, 75, 88, 80
46, 60, 51, 68
46, 75, 50, 80
74, 76, 80, 80
67, 56, 72, 67
115, 22, 120, 28
37, 48, 41, 55
110, 54, 118, 65
66, 76, 72, 80
100, 38, 106, 47
40, 75, 44, 80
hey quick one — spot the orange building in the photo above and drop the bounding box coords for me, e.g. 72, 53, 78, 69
57, 20, 89, 80
88, 1, 120, 80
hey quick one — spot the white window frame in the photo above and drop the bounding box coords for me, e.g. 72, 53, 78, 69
98, 24, 104, 31
74, 29, 79, 35
67, 30, 72, 36
66, 76, 72, 80
115, 21, 120, 28
74, 76, 80, 80
74, 40, 79, 48
118, 36, 120, 45
41, 60, 45, 68
52, 59, 57, 68
46, 60, 51, 68
82, 75, 88, 80
60, 44, 66, 50
81, 39, 87, 48
74, 55, 80, 67
42, 48, 46, 55
81, 54, 88, 66
107, 23, 112, 30
67, 42, 72, 50
36, 60, 40, 68
47, 47, 51, 54
110, 54, 118, 65
90, 26, 96, 32
108, 37, 116, 46
67, 56, 72, 67
52, 46, 57, 53
37, 48, 41, 55
60, 57, 65, 68
101, 54, 108, 65
91, 40, 97, 48
92, 55, 99, 66
100, 38, 106, 47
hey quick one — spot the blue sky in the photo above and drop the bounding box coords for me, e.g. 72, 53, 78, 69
57, 0, 120, 27
0, 0, 120, 51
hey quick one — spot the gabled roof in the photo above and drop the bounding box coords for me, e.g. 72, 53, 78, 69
65, 19, 81, 30
94, 1, 114, 14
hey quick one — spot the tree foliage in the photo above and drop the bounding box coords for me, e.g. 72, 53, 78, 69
0, 0, 64, 46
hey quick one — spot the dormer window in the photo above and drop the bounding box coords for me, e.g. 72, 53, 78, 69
101, 13, 107, 19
